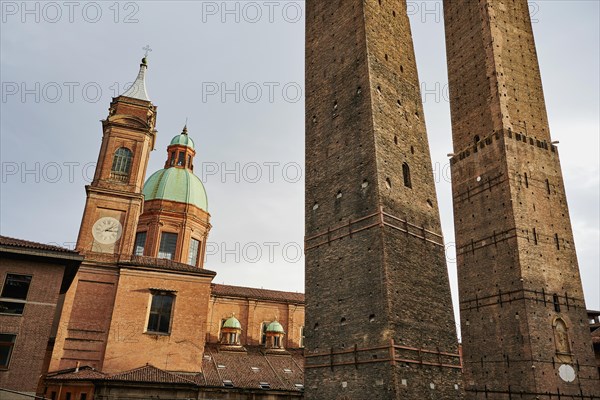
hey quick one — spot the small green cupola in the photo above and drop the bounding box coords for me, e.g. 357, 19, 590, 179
265, 318, 285, 350
165, 125, 196, 169
169, 125, 195, 150
220, 314, 242, 346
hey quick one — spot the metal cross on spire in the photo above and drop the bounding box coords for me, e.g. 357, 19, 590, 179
142, 45, 152, 58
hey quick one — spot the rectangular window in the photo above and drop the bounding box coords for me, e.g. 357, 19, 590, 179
300, 326, 305, 348
158, 232, 178, 260
187, 238, 200, 266
177, 152, 185, 166
147, 293, 174, 334
80, 393, 87, 400
260, 323, 268, 345
65, 393, 71, 400
50, 392, 56, 400
134, 232, 147, 256
1, 274, 32, 315
2, 274, 32, 300
0, 334, 16, 368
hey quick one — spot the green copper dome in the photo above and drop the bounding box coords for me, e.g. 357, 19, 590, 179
170, 132, 195, 150
266, 320, 285, 334
222, 316, 242, 330
143, 168, 207, 210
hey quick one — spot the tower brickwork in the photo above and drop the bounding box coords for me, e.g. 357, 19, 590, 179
305, 1, 463, 398
444, 0, 600, 397
50, 59, 157, 372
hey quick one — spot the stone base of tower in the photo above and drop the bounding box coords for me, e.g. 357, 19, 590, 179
305, 340, 464, 399
464, 388, 600, 400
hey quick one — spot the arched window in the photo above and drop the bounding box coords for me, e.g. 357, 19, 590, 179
111, 147, 133, 180
402, 163, 412, 188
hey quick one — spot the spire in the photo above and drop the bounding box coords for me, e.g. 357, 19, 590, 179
182, 120, 188, 135
121, 54, 151, 101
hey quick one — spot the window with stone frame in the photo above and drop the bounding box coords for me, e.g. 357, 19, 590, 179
110, 147, 133, 181
147, 292, 175, 334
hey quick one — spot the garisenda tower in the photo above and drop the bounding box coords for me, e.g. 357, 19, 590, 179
444, 0, 600, 397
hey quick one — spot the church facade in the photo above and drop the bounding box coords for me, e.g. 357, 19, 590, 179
38, 58, 305, 400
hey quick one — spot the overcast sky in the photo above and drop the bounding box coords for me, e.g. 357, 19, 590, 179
1, 1, 598, 330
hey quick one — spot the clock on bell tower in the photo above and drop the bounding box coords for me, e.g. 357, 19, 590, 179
76, 56, 157, 259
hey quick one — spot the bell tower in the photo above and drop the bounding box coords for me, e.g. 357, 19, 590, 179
50, 57, 157, 372
76, 57, 157, 259
444, 0, 600, 397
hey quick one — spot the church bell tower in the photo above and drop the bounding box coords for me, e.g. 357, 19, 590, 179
76, 57, 156, 260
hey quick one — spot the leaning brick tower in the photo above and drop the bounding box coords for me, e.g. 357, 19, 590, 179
444, 0, 600, 398
304, 1, 464, 398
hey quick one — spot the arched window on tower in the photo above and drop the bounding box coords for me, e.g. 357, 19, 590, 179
111, 147, 133, 182
402, 163, 412, 188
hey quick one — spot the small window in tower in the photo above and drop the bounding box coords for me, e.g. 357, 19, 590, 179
111, 147, 133, 180
402, 163, 412, 188
524, 173, 529, 188
134, 232, 147, 256
158, 232, 178, 260
147, 291, 174, 334
554, 234, 560, 250
188, 238, 201, 266
546, 179, 551, 194
300, 326, 305, 348
170, 151, 176, 167
187, 155, 192, 169
177, 152, 185, 166
553, 294, 561, 312
532, 228, 538, 245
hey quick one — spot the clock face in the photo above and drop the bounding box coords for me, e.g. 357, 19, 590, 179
92, 217, 123, 245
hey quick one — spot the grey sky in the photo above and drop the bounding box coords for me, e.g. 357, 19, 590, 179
1, 1, 598, 333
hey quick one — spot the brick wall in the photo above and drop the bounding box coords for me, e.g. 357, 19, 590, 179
0, 258, 65, 394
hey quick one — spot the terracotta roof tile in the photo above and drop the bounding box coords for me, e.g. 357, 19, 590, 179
211, 284, 304, 304
125, 255, 216, 276
202, 344, 304, 392
0, 235, 78, 254
46, 366, 106, 380
105, 364, 198, 384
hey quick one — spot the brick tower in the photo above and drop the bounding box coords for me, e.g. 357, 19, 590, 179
444, 0, 600, 398
305, 1, 464, 398
50, 58, 156, 371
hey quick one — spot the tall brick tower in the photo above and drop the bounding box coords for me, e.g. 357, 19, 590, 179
444, 0, 600, 397
305, 1, 464, 398
50, 58, 157, 371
